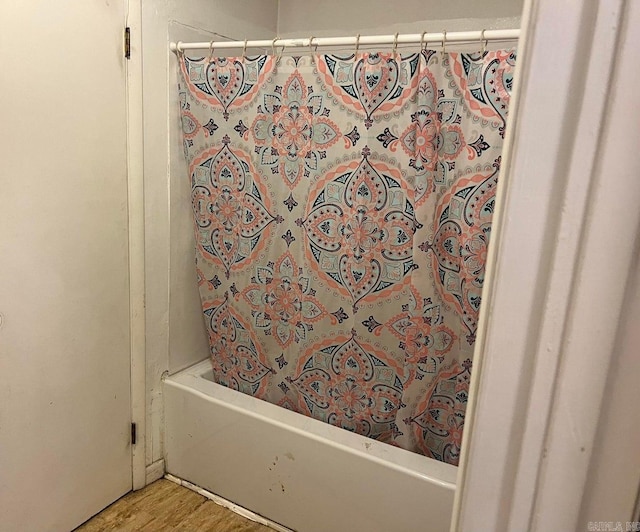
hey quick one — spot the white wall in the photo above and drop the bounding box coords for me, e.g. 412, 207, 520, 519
277, 0, 522, 37
142, 0, 278, 469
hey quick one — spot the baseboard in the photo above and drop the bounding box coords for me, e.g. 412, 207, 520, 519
145, 459, 165, 486
164, 474, 292, 532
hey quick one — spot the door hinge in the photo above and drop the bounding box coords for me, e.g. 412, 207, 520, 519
124, 27, 131, 59
131, 422, 137, 445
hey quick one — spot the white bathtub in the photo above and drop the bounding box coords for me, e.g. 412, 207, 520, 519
164, 360, 457, 532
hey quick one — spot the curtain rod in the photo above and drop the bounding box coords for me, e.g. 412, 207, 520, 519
169, 29, 520, 53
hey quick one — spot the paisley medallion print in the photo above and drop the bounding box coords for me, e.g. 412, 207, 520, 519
317, 52, 421, 128
178, 49, 516, 465
449, 50, 517, 137
404, 359, 471, 465
180, 110, 200, 139
426, 159, 499, 342
203, 294, 274, 396
300, 149, 417, 309
241, 251, 327, 349
287, 333, 404, 439
180, 55, 275, 119
251, 70, 342, 188
189, 137, 278, 278
385, 285, 456, 383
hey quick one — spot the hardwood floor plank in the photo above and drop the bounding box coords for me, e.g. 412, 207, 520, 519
124, 478, 176, 507
137, 488, 206, 528
74, 479, 276, 532
176, 500, 272, 532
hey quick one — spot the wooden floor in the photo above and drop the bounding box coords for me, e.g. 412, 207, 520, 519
75, 479, 274, 531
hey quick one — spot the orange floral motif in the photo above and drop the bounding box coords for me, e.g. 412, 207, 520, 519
212, 189, 242, 231
399, 109, 439, 172
252, 71, 341, 189
385, 285, 456, 384
241, 251, 327, 349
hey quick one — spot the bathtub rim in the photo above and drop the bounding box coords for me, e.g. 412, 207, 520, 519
165, 359, 458, 489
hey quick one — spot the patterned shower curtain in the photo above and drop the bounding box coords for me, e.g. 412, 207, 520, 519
177, 47, 516, 465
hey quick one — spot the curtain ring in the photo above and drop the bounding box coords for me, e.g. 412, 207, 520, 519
208, 40, 215, 63
175, 41, 185, 58
442, 30, 447, 55
308, 36, 317, 67
392, 32, 399, 58
271, 36, 279, 56
420, 31, 428, 51
242, 39, 248, 60
354, 33, 361, 59
481, 29, 487, 54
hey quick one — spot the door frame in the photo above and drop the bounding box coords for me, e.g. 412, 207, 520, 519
126, 0, 147, 490
453, 0, 640, 529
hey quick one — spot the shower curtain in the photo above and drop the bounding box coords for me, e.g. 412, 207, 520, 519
177, 46, 516, 465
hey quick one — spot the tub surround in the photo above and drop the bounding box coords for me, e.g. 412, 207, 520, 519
164, 360, 457, 532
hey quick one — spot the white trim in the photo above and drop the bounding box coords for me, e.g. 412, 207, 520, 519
145, 459, 166, 485
577, 232, 640, 523
450, 0, 533, 527
164, 474, 293, 532
532, 0, 640, 526
125, 0, 147, 491
454, 0, 640, 529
